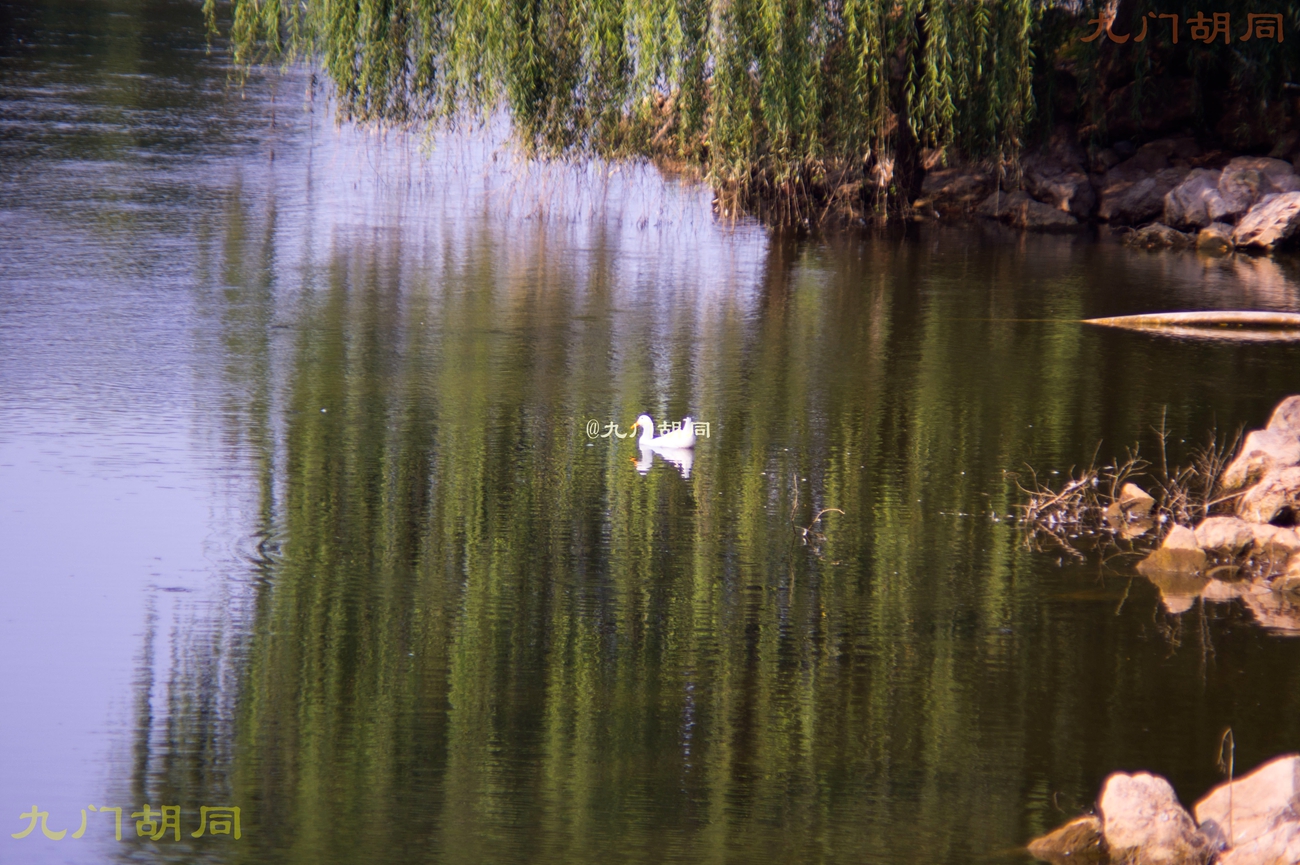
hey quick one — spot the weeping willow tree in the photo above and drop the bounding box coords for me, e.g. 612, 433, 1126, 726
208, 0, 1038, 220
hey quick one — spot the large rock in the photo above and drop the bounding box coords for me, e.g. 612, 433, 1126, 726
1027, 815, 1107, 865
1194, 517, 1257, 557
1165, 525, 1201, 551
1220, 158, 1300, 214
1196, 223, 1234, 253
1193, 754, 1300, 851
1237, 466, 1300, 525
1232, 192, 1300, 250
1099, 167, 1191, 225
1221, 429, 1300, 492
1098, 773, 1214, 865
1219, 172, 1273, 222
1164, 169, 1227, 229
1023, 152, 1096, 218
920, 167, 993, 212
1248, 523, 1300, 558
1266, 395, 1300, 436
1138, 526, 1207, 589
1217, 822, 1300, 865
1227, 156, 1300, 186
976, 190, 1079, 231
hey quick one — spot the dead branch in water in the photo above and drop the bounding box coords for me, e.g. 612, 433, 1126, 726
1014, 428, 1239, 561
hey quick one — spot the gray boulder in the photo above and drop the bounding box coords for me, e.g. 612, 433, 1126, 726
1099, 773, 1214, 865
976, 190, 1079, 231
1164, 169, 1226, 229
1233, 192, 1300, 250
1098, 167, 1190, 225
1228, 156, 1300, 185
1218, 157, 1300, 223
1219, 170, 1273, 221
1023, 152, 1096, 218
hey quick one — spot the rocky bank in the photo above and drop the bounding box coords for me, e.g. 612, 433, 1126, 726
1028, 754, 1300, 865
1133, 396, 1300, 633
915, 130, 1300, 252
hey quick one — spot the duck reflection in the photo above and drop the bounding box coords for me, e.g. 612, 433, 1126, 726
634, 445, 694, 478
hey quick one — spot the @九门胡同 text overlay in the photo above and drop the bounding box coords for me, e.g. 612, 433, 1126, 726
586, 419, 711, 440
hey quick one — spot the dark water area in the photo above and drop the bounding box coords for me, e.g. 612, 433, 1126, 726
4, 2, 1300, 864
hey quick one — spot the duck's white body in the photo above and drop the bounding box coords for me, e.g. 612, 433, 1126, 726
632, 415, 697, 449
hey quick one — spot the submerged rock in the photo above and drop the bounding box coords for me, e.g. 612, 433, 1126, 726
1142, 568, 1212, 615
1099, 773, 1214, 865
1233, 192, 1300, 250
1195, 223, 1234, 253
1138, 526, 1207, 581
1027, 815, 1106, 865
1123, 223, 1194, 249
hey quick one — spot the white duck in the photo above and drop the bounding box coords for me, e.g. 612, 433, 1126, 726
631, 415, 697, 449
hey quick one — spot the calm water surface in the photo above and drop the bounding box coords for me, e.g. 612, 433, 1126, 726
5, 2, 1300, 863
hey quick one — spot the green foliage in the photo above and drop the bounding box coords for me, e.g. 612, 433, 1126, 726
211, 0, 1042, 209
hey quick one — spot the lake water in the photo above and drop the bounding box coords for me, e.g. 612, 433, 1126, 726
4, 2, 1300, 863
